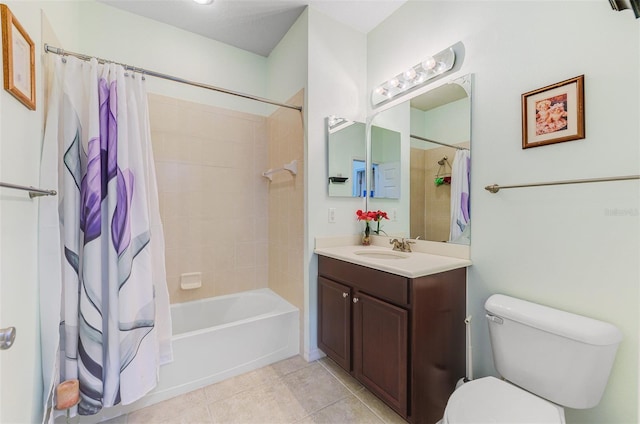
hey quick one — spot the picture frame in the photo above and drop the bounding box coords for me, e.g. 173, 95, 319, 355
522, 75, 584, 149
609, 0, 640, 18
1, 5, 35, 110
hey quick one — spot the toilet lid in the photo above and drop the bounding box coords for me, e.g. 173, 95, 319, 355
443, 377, 565, 424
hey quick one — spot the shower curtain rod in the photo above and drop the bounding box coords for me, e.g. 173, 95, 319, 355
410, 134, 469, 151
44, 44, 303, 112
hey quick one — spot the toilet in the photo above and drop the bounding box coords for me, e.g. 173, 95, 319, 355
442, 294, 622, 424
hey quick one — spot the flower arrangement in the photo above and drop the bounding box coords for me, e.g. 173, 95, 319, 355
356, 209, 389, 245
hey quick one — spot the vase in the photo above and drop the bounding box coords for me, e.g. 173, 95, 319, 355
362, 223, 371, 246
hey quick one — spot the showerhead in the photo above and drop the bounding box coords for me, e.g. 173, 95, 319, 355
438, 156, 448, 166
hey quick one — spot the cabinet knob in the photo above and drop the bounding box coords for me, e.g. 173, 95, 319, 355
342, 292, 349, 298
352, 297, 359, 303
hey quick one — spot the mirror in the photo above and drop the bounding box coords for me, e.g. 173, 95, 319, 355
370, 125, 402, 199
327, 117, 366, 197
326, 117, 402, 198
368, 74, 471, 244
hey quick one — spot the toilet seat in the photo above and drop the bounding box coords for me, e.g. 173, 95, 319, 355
442, 377, 565, 424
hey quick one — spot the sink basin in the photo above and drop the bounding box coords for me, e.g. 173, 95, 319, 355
354, 250, 409, 260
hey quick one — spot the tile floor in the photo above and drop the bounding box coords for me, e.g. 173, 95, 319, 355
106, 356, 408, 424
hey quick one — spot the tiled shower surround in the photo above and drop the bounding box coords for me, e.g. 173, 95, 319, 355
266, 91, 305, 314
410, 141, 470, 242
148, 92, 304, 325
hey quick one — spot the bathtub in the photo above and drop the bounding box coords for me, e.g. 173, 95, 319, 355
80, 288, 299, 422
156, 288, 300, 397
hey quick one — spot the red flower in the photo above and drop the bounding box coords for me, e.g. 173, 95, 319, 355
356, 209, 373, 221
376, 210, 389, 221
356, 210, 389, 235
356, 209, 389, 222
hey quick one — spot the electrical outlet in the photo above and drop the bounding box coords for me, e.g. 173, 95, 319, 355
328, 208, 336, 223
392, 208, 397, 221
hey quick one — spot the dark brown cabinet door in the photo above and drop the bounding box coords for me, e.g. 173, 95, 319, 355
318, 277, 352, 371
353, 291, 408, 417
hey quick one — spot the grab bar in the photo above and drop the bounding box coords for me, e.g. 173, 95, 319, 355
0, 182, 57, 198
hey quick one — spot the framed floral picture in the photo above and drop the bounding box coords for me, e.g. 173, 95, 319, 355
1, 5, 35, 110
522, 75, 584, 149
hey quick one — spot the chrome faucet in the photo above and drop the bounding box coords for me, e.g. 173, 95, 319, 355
389, 238, 415, 252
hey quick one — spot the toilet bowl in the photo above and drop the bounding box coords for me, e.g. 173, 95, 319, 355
441, 294, 621, 424
442, 377, 565, 424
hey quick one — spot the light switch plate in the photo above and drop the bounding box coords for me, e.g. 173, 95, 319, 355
328, 208, 336, 223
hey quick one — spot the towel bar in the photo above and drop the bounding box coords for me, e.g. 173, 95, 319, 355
0, 182, 57, 198
485, 175, 640, 193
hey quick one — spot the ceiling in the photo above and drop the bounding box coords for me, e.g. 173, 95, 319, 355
99, 0, 407, 57
411, 83, 468, 112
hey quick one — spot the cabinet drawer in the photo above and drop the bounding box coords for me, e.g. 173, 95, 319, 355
318, 256, 409, 306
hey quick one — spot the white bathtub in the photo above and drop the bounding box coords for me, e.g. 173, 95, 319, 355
79, 288, 299, 423
156, 288, 300, 397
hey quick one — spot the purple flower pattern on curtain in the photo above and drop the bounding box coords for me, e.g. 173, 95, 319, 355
39, 56, 173, 424
57, 60, 161, 416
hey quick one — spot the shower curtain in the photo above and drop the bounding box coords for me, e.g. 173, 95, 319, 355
449, 149, 470, 242
38, 56, 172, 421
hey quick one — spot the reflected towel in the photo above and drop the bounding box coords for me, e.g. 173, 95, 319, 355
449, 150, 470, 241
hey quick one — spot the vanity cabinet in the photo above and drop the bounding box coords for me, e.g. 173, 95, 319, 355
317, 255, 466, 424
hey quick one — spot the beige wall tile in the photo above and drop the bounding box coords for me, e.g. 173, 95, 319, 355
412, 145, 463, 242
266, 90, 305, 352
149, 95, 269, 304
149, 89, 305, 337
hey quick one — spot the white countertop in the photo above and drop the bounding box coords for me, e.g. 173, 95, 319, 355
314, 239, 472, 278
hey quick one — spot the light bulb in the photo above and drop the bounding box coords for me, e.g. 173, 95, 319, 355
403, 67, 417, 81
374, 85, 389, 97
389, 77, 407, 90
421, 56, 436, 71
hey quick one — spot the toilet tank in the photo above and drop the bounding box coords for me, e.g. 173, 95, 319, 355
485, 294, 622, 409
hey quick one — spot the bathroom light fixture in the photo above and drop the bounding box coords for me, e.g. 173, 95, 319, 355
192, 0, 214, 4
371, 45, 456, 106
327, 115, 355, 134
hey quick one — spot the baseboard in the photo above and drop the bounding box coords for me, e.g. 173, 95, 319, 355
304, 347, 326, 362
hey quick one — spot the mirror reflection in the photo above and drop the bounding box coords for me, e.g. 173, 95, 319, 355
371, 126, 401, 199
327, 117, 366, 197
369, 74, 471, 244
327, 117, 401, 198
